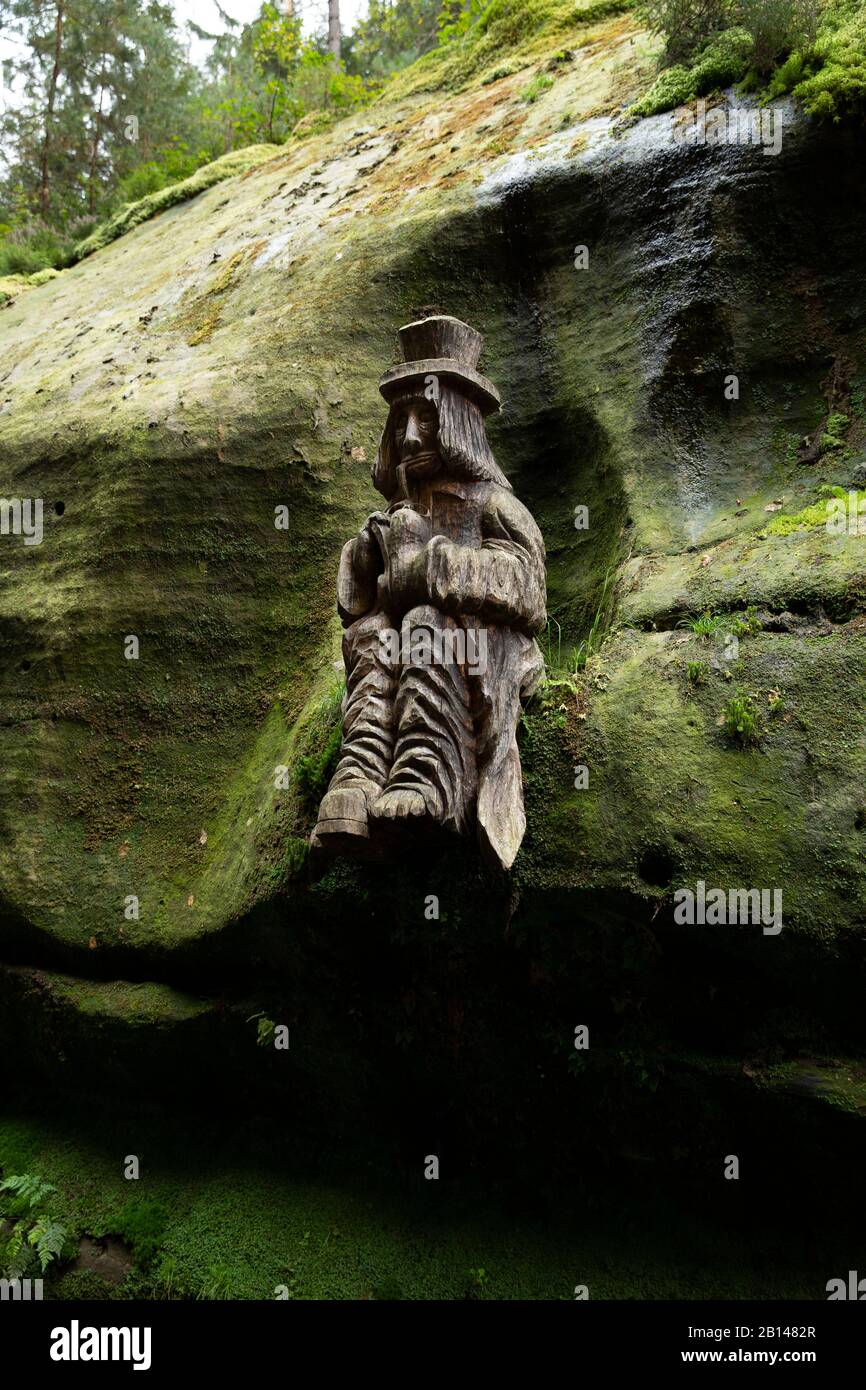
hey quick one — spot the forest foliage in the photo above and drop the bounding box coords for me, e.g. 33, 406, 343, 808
0, 0, 454, 274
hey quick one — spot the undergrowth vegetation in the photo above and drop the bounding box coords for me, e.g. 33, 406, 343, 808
634, 0, 866, 120
0, 1173, 72, 1279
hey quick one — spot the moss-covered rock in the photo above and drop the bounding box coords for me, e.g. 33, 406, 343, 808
3, 8, 866, 1270
72, 145, 282, 262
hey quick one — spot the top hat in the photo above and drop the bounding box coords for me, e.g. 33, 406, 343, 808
378, 315, 501, 415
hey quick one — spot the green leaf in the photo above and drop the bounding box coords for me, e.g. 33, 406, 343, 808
28, 1218, 69, 1273
0, 1173, 57, 1211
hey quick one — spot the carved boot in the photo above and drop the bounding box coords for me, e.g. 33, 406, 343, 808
370, 605, 477, 839
311, 612, 397, 854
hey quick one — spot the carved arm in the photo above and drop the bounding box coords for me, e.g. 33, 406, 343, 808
425, 489, 547, 635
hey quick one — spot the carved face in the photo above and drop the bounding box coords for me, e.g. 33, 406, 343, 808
392, 397, 441, 483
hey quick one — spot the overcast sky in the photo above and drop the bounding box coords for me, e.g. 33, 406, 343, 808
172, 0, 367, 50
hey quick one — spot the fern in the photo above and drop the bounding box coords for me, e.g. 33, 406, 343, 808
0, 1173, 57, 1211
0, 1173, 69, 1278
29, 1218, 69, 1273
4, 1220, 27, 1274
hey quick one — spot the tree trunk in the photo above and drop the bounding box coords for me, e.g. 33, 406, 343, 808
87, 43, 110, 216
225, 56, 233, 154
87, 88, 105, 215
283, 0, 294, 16
328, 0, 341, 59
39, 0, 66, 219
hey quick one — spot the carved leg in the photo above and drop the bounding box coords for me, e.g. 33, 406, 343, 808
371, 605, 477, 836
311, 611, 397, 852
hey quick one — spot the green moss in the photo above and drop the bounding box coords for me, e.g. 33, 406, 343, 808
27, 266, 60, 286
49, 1269, 131, 1300
386, 0, 632, 98
45, 975, 210, 1024
270, 835, 309, 885
186, 304, 222, 346
517, 625, 866, 934
206, 248, 248, 297
720, 688, 759, 744
73, 145, 280, 262
290, 110, 339, 140
787, 0, 866, 120
630, 62, 694, 115
114, 1198, 168, 1267
765, 488, 866, 535
633, 0, 866, 123
630, 27, 754, 116
292, 679, 344, 813
0, 267, 59, 303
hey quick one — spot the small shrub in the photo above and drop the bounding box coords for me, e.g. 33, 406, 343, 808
0, 220, 71, 276
198, 1263, 233, 1300
720, 689, 759, 743
769, 1, 866, 121
247, 1012, 277, 1047
637, 0, 733, 64
522, 72, 554, 103
684, 609, 725, 636
765, 47, 817, 97
730, 604, 762, 637
115, 1198, 168, 1268
464, 1266, 489, 1298
734, 0, 819, 75
687, 659, 709, 684
821, 412, 849, 449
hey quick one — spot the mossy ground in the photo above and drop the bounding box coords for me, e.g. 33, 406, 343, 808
1, 1104, 859, 1300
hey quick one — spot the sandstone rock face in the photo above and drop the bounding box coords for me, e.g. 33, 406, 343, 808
2, 8, 866, 1142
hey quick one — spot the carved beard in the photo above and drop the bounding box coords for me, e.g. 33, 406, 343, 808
398, 448, 442, 495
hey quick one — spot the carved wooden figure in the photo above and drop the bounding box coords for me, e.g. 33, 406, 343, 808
311, 316, 547, 871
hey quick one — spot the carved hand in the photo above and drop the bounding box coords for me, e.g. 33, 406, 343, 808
382, 507, 432, 610
353, 517, 386, 580
337, 513, 391, 623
